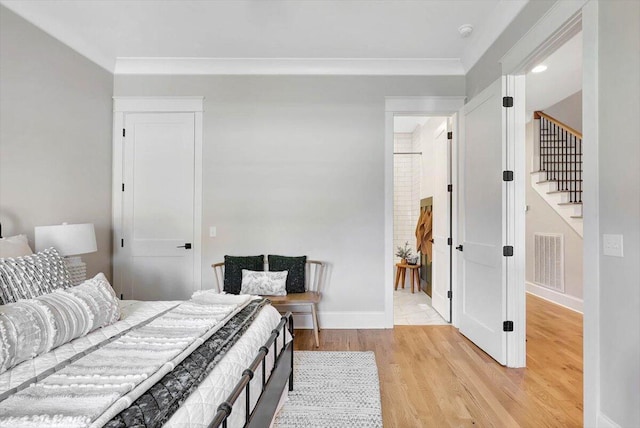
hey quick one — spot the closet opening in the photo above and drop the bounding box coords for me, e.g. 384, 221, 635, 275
393, 115, 452, 326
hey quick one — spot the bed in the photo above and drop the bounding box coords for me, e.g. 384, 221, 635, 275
0, 232, 294, 428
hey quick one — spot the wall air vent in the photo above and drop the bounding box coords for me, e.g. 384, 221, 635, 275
533, 233, 565, 292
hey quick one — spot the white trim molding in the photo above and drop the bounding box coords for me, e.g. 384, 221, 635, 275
385, 96, 466, 114
526, 283, 583, 313
113, 96, 204, 113
293, 311, 387, 330
500, 0, 587, 75
581, 1, 600, 426
597, 412, 622, 428
114, 57, 465, 76
384, 96, 466, 329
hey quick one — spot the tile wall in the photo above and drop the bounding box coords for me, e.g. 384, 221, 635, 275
393, 131, 422, 262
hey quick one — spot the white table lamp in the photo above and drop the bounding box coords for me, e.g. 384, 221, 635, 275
35, 223, 97, 285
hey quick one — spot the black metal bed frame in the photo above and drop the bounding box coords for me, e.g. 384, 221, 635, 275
208, 312, 294, 428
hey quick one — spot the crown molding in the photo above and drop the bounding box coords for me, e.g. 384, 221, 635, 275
461, 0, 529, 72
113, 57, 465, 76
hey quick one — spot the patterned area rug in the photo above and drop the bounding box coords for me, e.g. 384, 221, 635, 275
273, 351, 383, 428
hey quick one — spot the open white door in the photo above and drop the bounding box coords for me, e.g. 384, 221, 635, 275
457, 78, 510, 365
431, 120, 451, 322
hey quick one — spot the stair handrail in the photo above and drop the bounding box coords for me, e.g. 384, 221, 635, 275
534, 111, 582, 140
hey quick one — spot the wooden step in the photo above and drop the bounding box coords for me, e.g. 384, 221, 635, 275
570, 215, 583, 219
557, 202, 583, 206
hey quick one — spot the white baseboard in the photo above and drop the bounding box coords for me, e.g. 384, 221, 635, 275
597, 413, 622, 428
526, 282, 583, 313
292, 311, 387, 329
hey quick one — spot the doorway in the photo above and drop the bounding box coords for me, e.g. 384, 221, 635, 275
392, 115, 453, 326
524, 31, 584, 313
112, 97, 204, 301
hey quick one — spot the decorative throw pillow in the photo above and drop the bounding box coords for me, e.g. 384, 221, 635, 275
0, 272, 120, 374
62, 273, 121, 330
240, 269, 288, 296
0, 247, 72, 304
0, 300, 56, 373
268, 255, 307, 293
223, 255, 264, 295
0, 234, 33, 259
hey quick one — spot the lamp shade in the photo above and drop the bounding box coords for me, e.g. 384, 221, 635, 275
35, 223, 97, 256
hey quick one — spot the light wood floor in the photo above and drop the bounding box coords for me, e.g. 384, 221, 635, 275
294, 294, 583, 427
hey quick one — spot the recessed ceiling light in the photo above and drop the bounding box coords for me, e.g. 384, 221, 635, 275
531, 64, 548, 73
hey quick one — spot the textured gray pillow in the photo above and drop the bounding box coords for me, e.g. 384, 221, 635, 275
0, 247, 72, 304
0, 273, 120, 374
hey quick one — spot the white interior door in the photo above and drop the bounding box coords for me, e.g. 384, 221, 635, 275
458, 78, 508, 365
122, 112, 196, 301
431, 121, 451, 322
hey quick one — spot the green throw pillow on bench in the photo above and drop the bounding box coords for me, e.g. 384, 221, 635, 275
224, 255, 264, 294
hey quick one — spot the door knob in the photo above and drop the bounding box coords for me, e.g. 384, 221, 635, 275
455, 245, 463, 251
177, 243, 192, 249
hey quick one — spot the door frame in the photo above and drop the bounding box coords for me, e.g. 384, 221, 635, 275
499, 0, 599, 421
112, 96, 204, 298
384, 96, 466, 328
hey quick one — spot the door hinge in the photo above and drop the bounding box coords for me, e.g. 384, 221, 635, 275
121, 238, 124, 248
503, 245, 514, 257
447, 131, 453, 139
503, 320, 514, 332
502, 96, 514, 108
447, 290, 452, 299
121, 183, 125, 192
447, 237, 452, 246
447, 184, 453, 192
503, 170, 514, 182
122, 128, 126, 137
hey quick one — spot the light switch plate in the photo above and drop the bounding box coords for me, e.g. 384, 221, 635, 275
603, 234, 623, 257
209, 226, 217, 238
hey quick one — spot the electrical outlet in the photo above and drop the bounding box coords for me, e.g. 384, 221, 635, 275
603, 234, 623, 257
209, 226, 217, 238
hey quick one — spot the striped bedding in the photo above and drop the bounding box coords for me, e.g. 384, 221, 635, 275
0, 295, 288, 428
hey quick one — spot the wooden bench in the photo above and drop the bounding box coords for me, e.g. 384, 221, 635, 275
212, 260, 325, 347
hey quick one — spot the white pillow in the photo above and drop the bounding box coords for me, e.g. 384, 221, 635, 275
0, 234, 33, 258
240, 269, 288, 296
0, 273, 120, 374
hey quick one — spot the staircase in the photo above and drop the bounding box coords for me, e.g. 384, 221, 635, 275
530, 111, 583, 237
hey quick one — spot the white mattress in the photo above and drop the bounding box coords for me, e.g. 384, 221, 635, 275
0, 299, 289, 428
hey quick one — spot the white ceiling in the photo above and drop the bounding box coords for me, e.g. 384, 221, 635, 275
394, 116, 430, 133
0, 0, 528, 74
526, 31, 582, 112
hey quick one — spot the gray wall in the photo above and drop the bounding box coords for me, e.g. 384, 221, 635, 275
543, 91, 582, 132
114, 75, 465, 317
465, 0, 556, 99
0, 6, 113, 279
597, 1, 640, 426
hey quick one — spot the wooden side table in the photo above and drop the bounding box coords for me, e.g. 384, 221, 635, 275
395, 263, 421, 293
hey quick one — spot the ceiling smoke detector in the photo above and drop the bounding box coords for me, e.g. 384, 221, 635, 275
458, 24, 474, 38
